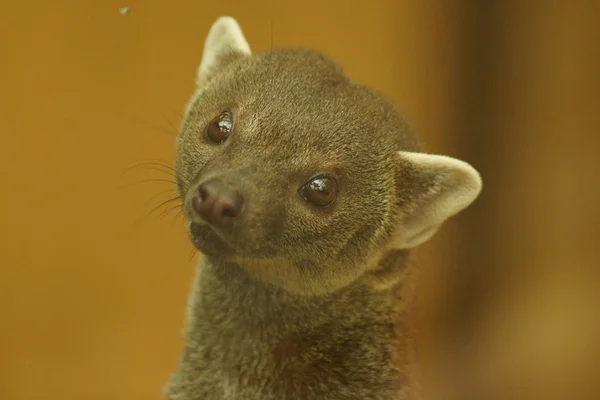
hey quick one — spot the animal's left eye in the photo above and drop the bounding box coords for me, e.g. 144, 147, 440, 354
205, 111, 233, 143
299, 176, 338, 207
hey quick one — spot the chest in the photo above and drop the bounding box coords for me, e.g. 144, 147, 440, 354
164, 264, 411, 399
166, 317, 408, 400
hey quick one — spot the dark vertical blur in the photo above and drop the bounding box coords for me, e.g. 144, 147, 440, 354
421, 1, 600, 399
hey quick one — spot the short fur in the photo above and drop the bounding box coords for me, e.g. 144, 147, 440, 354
164, 17, 481, 400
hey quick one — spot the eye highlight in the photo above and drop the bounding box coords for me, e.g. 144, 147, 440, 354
205, 111, 233, 143
299, 176, 338, 207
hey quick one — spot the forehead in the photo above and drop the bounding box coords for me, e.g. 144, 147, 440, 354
225, 51, 395, 155
186, 49, 418, 174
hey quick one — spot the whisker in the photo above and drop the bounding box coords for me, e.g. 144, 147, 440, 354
125, 164, 178, 178
120, 178, 178, 189
145, 188, 179, 207
270, 19, 274, 50
134, 196, 182, 225
135, 157, 176, 166
171, 209, 185, 226
122, 161, 189, 184
149, 196, 182, 214
188, 245, 198, 265
159, 203, 183, 219
268, 19, 275, 77
149, 125, 177, 137
143, 161, 190, 185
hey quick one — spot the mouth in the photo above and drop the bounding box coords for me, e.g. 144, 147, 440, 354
189, 222, 237, 256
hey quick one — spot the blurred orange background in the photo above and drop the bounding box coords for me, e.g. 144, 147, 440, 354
1, 1, 598, 399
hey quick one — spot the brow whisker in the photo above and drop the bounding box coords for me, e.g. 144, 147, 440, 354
160, 112, 180, 133
125, 113, 178, 137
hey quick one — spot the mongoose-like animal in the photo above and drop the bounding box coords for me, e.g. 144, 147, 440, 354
164, 16, 482, 400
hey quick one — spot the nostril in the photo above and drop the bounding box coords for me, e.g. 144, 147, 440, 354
221, 206, 237, 219
198, 186, 208, 202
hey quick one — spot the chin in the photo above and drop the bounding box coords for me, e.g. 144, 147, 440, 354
189, 223, 236, 256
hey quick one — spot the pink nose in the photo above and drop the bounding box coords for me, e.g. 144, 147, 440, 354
191, 179, 244, 228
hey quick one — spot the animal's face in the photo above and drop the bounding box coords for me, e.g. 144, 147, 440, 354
175, 49, 413, 293
174, 18, 482, 295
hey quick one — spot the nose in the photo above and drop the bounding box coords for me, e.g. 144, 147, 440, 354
191, 178, 244, 228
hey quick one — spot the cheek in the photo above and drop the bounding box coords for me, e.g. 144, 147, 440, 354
336, 222, 380, 262
259, 203, 288, 242
280, 209, 352, 258
228, 189, 288, 252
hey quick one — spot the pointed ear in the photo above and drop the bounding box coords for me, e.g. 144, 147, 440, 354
197, 17, 251, 85
390, 151, 482, 249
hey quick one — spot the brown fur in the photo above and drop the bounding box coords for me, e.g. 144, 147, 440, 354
163, 19, 478, 400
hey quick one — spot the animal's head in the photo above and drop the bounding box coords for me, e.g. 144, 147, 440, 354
175, 17, 482, 295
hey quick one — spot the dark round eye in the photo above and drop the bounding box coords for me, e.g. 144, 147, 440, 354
299, 176, 338, 207
205, 111, 233, 143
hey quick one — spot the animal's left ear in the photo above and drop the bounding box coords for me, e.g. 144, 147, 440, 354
196, 16, 251, 85
390, 151, 482, 249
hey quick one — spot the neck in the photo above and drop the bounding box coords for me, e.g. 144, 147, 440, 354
166, 250, 418, 400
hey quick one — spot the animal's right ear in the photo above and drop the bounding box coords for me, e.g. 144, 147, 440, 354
196, 17, 251, 86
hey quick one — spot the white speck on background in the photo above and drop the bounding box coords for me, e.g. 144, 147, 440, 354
119, 7, 130, 15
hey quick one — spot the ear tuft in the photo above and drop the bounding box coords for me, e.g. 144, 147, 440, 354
197, 17, 251, 85
391, 151, 482, 249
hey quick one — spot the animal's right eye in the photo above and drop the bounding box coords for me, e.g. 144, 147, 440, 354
205, 111, 233, 143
